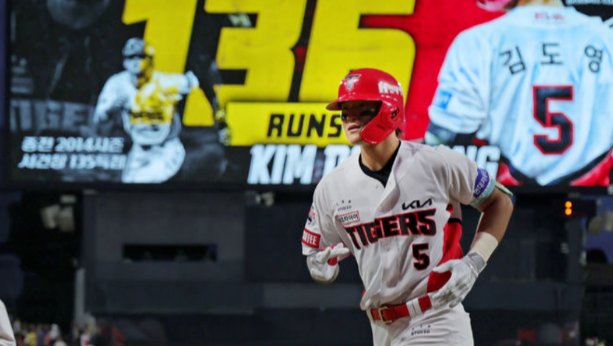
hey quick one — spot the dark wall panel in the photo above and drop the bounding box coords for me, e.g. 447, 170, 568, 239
83, 191, 248, 314
245, 201, 361, 283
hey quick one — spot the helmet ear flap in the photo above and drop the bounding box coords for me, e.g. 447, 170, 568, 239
378, 101, 402, 127
359, 101, 402, 145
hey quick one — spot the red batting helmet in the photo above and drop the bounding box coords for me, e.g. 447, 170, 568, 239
326, 68, 404, 145
476, 0, 514, 11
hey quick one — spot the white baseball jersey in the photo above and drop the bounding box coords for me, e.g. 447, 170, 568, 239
301, 141, 495, 311
428, 6, 613, 185
0, 300, 15, 346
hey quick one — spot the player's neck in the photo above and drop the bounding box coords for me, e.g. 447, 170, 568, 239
360, 137, 400, 171
518, 0, 564, 7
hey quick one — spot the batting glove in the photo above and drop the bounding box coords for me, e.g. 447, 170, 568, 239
431, 252, 486, 309
306, 243, 350, 284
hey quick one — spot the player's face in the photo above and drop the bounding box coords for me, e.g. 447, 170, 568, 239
123, 55, 152, 76
340, 100, 380, 145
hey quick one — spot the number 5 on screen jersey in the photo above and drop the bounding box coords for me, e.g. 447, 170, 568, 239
532, 86, 574, 154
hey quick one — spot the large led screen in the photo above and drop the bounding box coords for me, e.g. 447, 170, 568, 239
7, 0, 613, 191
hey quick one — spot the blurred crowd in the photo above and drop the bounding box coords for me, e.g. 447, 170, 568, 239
586, 337, 607, 346
11, 319, 95, 346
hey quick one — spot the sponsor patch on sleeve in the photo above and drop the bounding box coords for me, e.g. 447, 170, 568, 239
470, 168, 495, 208
302, 228, 321, 248
433, 90, 452, 110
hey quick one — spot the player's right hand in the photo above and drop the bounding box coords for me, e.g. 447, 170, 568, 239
306, 243, 350, 284
430, 252, 486, 309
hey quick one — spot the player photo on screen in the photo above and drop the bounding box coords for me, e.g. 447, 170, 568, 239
94, 38, 197, 183
8, 0, 234, 185
426, 0, 613, 188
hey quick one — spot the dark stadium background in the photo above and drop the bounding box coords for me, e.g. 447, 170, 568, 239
1, 0, 613, 346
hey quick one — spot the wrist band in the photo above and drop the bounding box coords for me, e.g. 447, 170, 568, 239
469, 231, 499, 262
465, 252, 487, 274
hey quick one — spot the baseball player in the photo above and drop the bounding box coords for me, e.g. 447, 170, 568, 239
0, 300, 15, 346
301, 69, 514, 346
94, 37, 199, 183
426, 0, 613, 186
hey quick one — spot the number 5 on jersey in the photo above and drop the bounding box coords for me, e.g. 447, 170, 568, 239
413, 243, 430, 270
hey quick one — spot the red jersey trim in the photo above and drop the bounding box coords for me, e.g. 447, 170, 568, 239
571, 150, 613, 186
427, 204, 464, 293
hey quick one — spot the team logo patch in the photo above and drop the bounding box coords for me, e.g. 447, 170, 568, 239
433, 90, 452, 110
307, 204, 316, 225
302, 228, 320, 248
337, 211, 360, 225
343, 74, 361, 90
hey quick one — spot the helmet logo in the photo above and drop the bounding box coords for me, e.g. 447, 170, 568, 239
343, 74, 361, 90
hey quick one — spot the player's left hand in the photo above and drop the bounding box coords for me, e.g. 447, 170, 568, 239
431, 252, 486, 309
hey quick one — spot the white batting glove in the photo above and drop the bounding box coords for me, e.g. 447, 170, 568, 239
431, 252, 486, 309
306, 243, 350, 284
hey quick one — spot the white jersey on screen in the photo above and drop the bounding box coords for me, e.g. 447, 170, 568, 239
95, 71, 192, 183
429, 6, 613, 185
95, 70, 192, 125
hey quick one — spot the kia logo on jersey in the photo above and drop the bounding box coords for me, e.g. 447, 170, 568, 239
402, 198, 433, 210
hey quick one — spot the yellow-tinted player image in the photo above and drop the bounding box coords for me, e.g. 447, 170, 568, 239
94, 38, 199, 183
